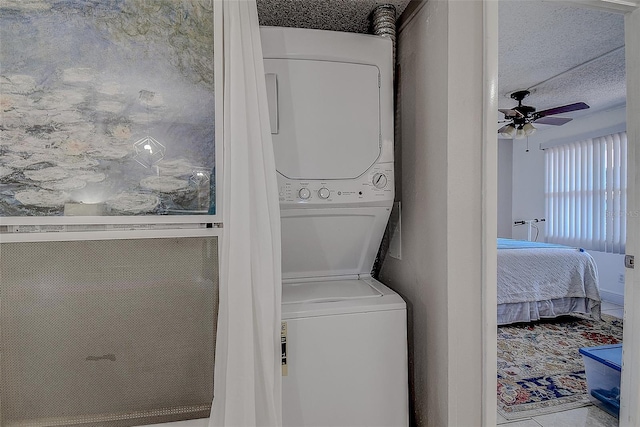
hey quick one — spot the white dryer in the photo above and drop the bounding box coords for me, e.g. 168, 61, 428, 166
261, 27, 409, 427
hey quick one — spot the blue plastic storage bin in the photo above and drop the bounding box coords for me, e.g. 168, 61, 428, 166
579, 344, 622, 418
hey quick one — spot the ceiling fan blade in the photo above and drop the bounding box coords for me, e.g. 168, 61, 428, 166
499, 108, 524, 118
534, 116, 573, 126
535, 102, 590, 118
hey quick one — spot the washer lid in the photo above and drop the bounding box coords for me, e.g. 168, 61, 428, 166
264, 59, 381, 180
281, 277, 406, 319
282, 279, 382, 305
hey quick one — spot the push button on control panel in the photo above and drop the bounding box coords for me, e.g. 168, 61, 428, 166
298, 188, 311, 200
318, 187, 330, 199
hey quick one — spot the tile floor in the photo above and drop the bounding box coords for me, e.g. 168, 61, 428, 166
497, 405, 618, 427
498, 300, 623, 427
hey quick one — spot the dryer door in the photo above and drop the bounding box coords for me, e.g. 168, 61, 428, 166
264, 59, 381, 180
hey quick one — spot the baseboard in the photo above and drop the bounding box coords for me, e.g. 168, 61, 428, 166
600, 289, 624, 306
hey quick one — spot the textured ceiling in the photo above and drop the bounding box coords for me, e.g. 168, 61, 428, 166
257, 0, 410, 33
498, 0, 626, 129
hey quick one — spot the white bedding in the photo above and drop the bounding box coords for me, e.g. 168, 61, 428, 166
497, 246, 601, 325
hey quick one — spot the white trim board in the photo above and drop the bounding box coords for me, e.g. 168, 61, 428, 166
600, 289, 625, 306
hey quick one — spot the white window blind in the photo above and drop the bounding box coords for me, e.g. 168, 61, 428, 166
545, 131, 627, 254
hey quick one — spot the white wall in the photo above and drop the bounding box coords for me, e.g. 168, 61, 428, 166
509, 106, 627, 303
498, 139, 513, 238
589, 251, 626, 305
510, 135, 546, 241
379, 1, 485, 425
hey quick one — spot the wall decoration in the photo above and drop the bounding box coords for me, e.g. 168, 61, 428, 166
0, 0, 215, 216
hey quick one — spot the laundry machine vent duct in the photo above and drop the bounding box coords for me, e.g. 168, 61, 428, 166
371, 4, 397, 67
371, 3, 397, 277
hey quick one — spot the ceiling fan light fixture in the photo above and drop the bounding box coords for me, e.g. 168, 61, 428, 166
500, 124, 517, 138
498, 93, 590, 140
523, 122, 536, 136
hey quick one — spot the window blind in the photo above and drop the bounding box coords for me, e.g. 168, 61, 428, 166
545, 131, 627, 254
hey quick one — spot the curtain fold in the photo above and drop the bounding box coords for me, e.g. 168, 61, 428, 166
211, 1, 282, 426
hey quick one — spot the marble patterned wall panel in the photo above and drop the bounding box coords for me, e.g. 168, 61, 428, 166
0, 0, 215, 216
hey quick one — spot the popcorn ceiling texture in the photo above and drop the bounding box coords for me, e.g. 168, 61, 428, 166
257, 0, 410, 34
498, 0, 625, 118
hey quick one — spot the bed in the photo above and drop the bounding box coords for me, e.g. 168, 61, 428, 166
497, 238, 601, 325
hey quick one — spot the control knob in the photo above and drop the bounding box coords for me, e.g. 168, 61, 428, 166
318, 187, 330, 199
298, 188, 311, 200
372, 173, 388, 189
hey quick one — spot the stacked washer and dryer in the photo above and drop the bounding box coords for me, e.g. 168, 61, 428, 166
261, 27, 409, 427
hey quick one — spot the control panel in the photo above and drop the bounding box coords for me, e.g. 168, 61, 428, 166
278, 163, 394, 206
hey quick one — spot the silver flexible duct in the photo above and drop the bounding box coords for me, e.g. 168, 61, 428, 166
371, 4, 397, 69
370, 4, 397, 278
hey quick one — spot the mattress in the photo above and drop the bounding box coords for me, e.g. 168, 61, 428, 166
497, 238, 601, 325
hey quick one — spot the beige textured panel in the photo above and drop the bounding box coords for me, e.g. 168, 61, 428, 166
0, 237, 218, 427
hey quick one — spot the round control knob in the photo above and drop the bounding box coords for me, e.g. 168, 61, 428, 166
372, 173, 388, 189
298, 188, 311, 200
318, 187, 330, 199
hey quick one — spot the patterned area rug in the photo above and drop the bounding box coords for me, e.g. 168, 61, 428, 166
497, 314, 623, 420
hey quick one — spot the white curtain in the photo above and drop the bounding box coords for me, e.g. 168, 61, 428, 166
545, 131, 627, 254
210, 1, 282, 426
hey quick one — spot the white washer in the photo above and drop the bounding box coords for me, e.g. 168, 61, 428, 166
261, 27, 408, 427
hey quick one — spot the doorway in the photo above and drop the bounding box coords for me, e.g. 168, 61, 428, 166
484, 1, 640, 425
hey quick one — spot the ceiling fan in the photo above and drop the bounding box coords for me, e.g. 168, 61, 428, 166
498, 90, 590, 139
